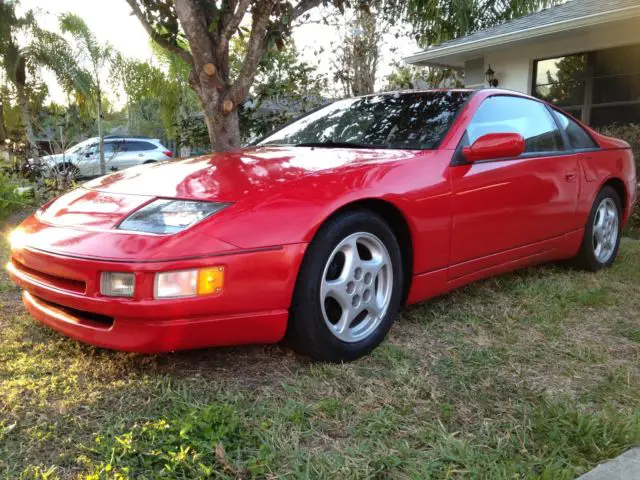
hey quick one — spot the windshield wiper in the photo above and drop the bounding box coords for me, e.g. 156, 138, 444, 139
294, 141, 388, 149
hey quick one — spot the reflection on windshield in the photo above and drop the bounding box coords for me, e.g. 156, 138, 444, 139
66, 139, 93, 154
259, 91, 470, 150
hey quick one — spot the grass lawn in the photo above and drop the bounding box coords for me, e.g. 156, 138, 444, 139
1, 211, 639, 479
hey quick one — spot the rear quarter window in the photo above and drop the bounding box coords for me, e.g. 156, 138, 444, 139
125, 141, 157, 152
552, 110, 599, 150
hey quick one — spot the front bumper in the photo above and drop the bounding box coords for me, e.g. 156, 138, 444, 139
8, 243, 306, 353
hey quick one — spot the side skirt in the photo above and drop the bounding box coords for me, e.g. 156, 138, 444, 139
406, 228, 584, 305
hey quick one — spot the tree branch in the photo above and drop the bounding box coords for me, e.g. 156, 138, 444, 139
197, 0, 218, 27
175, 0, 216, 71
230, 1, 275, 105
124, 0, 193, 65
219, 0, 251, 40
292, 0, 325, 19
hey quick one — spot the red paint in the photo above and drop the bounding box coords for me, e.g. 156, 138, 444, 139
7, 89, 637, 353
462, 133, 525, 162
448, 151, 581, 272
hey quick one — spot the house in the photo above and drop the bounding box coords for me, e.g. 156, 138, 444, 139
404, 0, 640, 128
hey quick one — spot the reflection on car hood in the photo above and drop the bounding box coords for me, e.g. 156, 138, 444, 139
37, 188, 152, 230
82, 145, 416, 202
39, 153, 65, 163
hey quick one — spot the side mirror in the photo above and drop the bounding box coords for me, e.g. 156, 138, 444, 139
462, 133, 525, 163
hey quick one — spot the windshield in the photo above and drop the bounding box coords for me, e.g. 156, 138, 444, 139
259, 91, 471, 150
66, 138, 95, 154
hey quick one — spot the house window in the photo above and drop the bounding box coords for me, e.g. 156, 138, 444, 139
532, 44, 640, 127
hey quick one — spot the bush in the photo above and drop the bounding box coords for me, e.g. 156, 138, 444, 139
0, 172, 28, 222
598, 124, 640, 233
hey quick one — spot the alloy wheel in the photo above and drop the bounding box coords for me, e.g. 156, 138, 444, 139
320, 232, 393, 343
592, 197, 619, 264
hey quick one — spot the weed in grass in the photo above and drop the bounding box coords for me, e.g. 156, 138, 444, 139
86, 402, 273, 479
621, 327, 640, 343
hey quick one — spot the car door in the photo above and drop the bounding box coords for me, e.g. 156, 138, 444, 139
77, 141, 120, 176
75, 142, 99, 177
103, 140, 125, 173
448, 95, 580, 279
113, 140, 156, 171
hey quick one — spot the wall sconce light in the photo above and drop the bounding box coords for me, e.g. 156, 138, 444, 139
485, 65, 499, 87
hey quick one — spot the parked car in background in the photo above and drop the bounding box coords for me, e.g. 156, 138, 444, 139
7, 89, 637, 362
38, 136, 173, 178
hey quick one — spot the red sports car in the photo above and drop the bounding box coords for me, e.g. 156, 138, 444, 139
7, 89, 637, 361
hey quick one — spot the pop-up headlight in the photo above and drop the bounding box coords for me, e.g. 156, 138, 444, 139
118, 199, 229, 234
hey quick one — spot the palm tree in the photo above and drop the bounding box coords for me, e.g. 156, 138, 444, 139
0, 0, 91, 158
60, 13, 112, 175
0, 79, 8, 144
0, 0, 37, 156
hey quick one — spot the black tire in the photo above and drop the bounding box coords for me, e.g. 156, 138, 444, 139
287, 210, 404, 362
573, 185, 622, 271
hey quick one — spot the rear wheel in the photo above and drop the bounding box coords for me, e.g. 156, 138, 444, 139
288, 210, 403, 362
573, 186, 622, 271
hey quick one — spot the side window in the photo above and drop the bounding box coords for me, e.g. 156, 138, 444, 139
467, 96, 565, 154
552, 110, 598, 150
84, 143, 98, 156
103, 142, 121, 154
125, 141, 156, 151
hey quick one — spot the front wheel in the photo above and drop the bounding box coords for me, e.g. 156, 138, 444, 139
288, 210, 404, 362
55, 162, 80, 179
573, 185, 622, 271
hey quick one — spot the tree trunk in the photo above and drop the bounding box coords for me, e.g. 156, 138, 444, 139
177, 73, 187, 154
201, 97, 240, 152
129, 0, 277, 152
97, 88, 105, 175
16, 83, 38, 159
173, 0, 269, 152
0, 99, 6, 144
185, 55, 242, 151
127, 99, 133, 134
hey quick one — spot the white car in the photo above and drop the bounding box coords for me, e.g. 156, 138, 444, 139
40, 136, 174, 178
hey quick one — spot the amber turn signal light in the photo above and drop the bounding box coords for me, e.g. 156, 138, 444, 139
197, 267, 225, 295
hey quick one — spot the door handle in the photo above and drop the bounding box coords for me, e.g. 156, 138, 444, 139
565, 170, 577, 182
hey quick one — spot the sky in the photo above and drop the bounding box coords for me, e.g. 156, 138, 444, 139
17, 0, 419, 106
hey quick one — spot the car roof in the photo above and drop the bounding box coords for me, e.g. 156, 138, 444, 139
356, 88, 537, 102
352, 88, 474, 99
103, 136, 160, 142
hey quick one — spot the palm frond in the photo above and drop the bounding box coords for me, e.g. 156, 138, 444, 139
59, 13, 99, 58
28, 28, 94, 96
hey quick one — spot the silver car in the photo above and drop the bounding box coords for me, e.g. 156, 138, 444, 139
41, 136, 173, 178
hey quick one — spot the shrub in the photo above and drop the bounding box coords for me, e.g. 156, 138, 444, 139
598, 124, 640, 233
0, 172, 28, 222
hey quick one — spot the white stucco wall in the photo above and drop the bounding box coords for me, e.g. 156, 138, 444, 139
478, 16, 640, 93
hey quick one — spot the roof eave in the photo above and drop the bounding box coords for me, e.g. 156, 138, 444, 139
404, 4, 640, 66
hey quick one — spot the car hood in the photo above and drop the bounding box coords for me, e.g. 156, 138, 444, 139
82, 145, 415, 202
20, 145, 422, 259
36, 153, 65, 163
